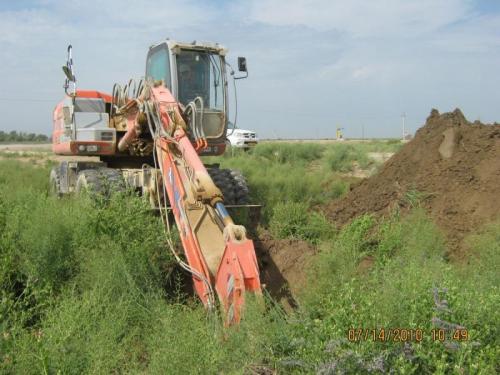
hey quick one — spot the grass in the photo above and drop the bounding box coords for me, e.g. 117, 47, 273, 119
0, 150, 53, 163
204, 141, 400, 224
270, 201, 333, 244
285, 210, 499, 373
0, 139, 498, 374
323, 143, 372, 171
204, 144, 348, 225
0, 151, 28, 158
251, 142, 326, 165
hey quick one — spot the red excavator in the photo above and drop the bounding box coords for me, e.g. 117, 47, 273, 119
51, 41, 261, 324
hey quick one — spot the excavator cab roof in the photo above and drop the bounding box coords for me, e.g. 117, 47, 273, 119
149, 39, 228, 56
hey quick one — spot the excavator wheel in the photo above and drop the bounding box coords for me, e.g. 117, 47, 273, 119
98, 168, 127, 194
207, 168, 249, 205
49, 167, 62, 197
230, 170, 250, 204
75, 168, 125, 197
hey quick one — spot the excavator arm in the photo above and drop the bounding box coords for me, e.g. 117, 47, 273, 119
148, 85, 261, 324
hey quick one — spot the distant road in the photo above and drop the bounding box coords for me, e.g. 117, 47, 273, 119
261, 138, 397, 144
0, 142, 395, 168
0, 140, 401, 151
0, 143, 51, 151
0, 143, 100, 164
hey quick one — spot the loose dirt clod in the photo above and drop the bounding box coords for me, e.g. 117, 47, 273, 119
324, 108, 500, 258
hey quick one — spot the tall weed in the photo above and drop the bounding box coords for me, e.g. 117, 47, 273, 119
1, 146, 498, 374
270, 202, 333, 244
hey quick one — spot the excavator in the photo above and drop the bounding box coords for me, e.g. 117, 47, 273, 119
51, 40, 261, 324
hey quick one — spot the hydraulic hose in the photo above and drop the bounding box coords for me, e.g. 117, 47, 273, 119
142, 90, 216, 309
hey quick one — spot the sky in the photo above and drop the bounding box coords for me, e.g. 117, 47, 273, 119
0, 0, 499, 139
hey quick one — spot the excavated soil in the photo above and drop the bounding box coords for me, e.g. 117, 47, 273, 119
324, 109, 500, 258
254, 232, 315, 309
254, 108, 500, 302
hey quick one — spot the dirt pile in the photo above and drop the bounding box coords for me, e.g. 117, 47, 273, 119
324, 108, 500, 256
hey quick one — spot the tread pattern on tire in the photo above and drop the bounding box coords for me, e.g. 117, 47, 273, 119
49, 167, 62, 197
207, 168, 249, 205
76, 168, 126, 197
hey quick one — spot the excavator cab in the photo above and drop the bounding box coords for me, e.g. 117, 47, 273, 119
146, 40, 234, 156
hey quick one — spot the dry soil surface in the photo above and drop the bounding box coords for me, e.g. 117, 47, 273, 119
324, 109, 500, 258
257, 109, 499, 304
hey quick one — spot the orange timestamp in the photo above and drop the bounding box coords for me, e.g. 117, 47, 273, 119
347, 328, 469, 343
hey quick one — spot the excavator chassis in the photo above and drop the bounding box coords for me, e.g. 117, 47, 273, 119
51, 161, 259, 214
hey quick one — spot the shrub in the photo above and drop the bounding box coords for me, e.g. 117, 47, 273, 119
1, 143, 497, 374
204, 145, 348, 224
323, 143, 371, 172
251, 142, 326, 165
270, 202, 333, 244
298, 210, 498, 373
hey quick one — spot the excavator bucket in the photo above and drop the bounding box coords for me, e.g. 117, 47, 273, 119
216, 228, 261, 324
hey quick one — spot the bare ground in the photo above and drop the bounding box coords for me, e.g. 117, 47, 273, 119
324, 109, 500, 259
0, 143, 98, 164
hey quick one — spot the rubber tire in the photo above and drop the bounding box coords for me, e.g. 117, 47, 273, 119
230, 169, 250, 204
75, 169, 104, 196
75, 168, 125, 197
97, 168, 126, 194
207, 168, 250, 205
49, 167, 62, 197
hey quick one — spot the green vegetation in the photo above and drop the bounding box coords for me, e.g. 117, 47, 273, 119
205, 144, 345, 224
270, 202, 332, 244
323, 143, 371, 171
297, 211, 499, 373
0, 141, 497, 374
205, 141, 402, 222
0, 150, 51, 160
0, 131, 49, 143
322, 141, 403, 172
251, 142, 327, 165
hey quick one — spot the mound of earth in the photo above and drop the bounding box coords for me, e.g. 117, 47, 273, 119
324, 109, 500, 257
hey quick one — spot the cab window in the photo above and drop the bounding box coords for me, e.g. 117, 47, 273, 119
146, 47, 171, 89
176, 49, 224, 110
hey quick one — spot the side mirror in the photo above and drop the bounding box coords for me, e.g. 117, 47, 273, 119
63, 45, 77, 96
62, 66, 75, 82
238, 57, 247, 72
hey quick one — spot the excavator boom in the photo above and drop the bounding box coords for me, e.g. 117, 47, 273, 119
138, 85, 260, 323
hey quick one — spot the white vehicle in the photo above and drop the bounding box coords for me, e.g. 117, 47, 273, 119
226, 128, 259, 149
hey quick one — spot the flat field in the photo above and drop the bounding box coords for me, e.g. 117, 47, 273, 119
0, 138, 498, 374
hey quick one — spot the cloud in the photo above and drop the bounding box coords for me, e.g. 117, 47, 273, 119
245, 0, 473, 36
0, 0, 498, 139
430, 13, 500, 53
41, 0, 215, 29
